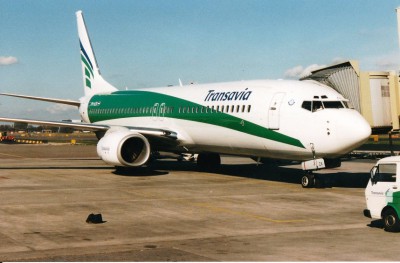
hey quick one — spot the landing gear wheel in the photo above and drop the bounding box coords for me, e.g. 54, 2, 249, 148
301, 173, 315, 188
383, 208, 400, 232
197, 153, 221, 171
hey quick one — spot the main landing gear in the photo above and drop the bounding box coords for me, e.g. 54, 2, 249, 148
197, 153, 221, 171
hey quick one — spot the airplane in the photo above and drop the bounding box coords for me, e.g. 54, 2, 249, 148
0, 10, 371, 188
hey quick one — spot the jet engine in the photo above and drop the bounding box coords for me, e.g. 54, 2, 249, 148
96, 128, 151, 167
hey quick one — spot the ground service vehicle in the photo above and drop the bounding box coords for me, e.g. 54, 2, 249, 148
0, 132, 15, 143
364, 156, 400, 232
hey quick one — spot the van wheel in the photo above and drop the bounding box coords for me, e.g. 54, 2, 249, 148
383, 208, 400, 232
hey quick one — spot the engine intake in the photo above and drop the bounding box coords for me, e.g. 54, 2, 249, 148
97, 129, 151, 167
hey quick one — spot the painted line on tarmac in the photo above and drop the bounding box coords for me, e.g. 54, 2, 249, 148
192, 202, 308, 223
133, 191, 310, 224
0, 152, 25, 158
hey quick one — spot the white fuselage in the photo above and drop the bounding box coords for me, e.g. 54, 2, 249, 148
79, 79, 371, 161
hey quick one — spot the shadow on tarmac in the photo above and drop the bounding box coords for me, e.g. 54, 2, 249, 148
0, 166, 112, 170
0, 157, 371, 188
116, 159, 371, 189
367, 219, 384, 230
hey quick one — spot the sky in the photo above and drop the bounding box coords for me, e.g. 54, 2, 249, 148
1, 0, 400, 120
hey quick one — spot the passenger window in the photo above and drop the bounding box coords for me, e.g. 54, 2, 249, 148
373, 164, 397, 183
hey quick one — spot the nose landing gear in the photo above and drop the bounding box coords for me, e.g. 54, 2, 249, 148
301, 172, 315, 188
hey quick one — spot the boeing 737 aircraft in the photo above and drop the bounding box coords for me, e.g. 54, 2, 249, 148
0, 11, 371, 188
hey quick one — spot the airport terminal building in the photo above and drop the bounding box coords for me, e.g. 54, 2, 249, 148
301, 60, 400, 134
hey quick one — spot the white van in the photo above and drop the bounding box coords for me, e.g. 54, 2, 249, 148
364, 156, 400, 232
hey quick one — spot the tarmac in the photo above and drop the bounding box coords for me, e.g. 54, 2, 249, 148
0, 143, 398, 261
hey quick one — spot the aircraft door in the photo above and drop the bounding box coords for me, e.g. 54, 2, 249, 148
268, 92, 285, 130
151, 102, 165, 122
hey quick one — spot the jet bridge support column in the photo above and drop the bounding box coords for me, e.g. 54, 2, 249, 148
388, 71, 400, 130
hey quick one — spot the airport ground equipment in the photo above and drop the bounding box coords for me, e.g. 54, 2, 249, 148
0, 132, 15, 143
364, 156, 400, 232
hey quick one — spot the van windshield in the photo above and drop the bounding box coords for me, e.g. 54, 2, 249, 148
372, 163, 397, 183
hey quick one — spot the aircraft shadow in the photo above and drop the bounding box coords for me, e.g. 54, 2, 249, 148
0, 158, 371, 187
0, 166, 112, 170
219, 165, 370, 188
113, 166, 168, 177
133, 160, 371, 188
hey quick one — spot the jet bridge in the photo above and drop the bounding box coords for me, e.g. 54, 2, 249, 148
301, 60, 400, 134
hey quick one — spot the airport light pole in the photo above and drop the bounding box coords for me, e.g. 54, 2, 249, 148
397, 8, 400, 53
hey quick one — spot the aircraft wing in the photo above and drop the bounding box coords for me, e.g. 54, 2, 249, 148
0, 117, 178, 140
0, 93, 80, 107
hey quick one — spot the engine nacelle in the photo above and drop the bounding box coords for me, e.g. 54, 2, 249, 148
96, 128, 151, 167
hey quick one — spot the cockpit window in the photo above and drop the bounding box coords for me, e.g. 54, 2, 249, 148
323, 101, 345, 109
313, 101, 323, 111
301, 100, 348, 112
301, 101, 312, 111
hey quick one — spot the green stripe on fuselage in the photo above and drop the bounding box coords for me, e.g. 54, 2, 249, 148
87, 90, 304, 148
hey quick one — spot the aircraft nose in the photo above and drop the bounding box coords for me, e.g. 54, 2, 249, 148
334, 110, 371, 154
348, 113, 371, 147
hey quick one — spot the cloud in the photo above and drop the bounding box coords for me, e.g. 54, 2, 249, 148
283, 65, 304, 78
331, 57, 347, 64
0, 56, 18, 66
46, 104, 76, 115
284, 63, 326, 79
284, 57, 352, 79
285, 54, 400, 80
374, 53, 400, 70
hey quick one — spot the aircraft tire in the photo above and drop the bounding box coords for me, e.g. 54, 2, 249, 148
383, 208, 400, 232
301, 173, 315, 188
